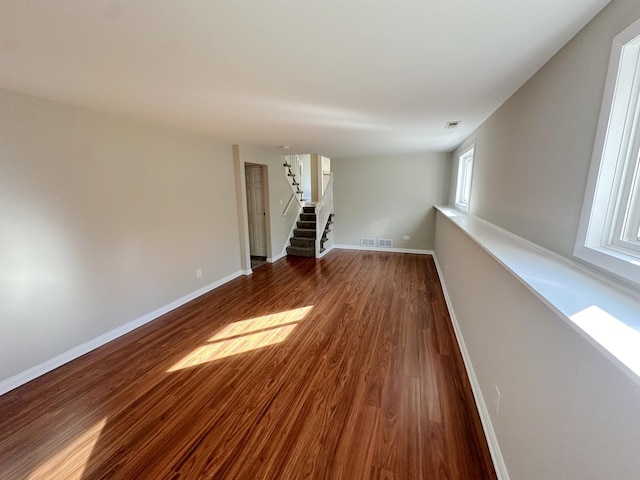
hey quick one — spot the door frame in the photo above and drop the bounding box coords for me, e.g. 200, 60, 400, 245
234, 148, 272, 274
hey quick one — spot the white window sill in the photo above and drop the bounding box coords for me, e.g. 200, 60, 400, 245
436, 205, 640, 386
574, 243, 640, 287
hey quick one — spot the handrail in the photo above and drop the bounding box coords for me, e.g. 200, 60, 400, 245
282, 192, 295, 216
315, 172, 334, 257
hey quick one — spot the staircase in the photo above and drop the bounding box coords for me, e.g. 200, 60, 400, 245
286, 207, 334, 258
283, 154, 334, 258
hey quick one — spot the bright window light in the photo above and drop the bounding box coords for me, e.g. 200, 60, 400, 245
570, 305, 640, 378
28, 418, 107, 480
575, 18, 640, 286
455, 146, 474, 211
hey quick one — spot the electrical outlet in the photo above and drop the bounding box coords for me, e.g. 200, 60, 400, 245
494, 385, 501, 415
402, 235, 410, 240
196, 268, 202, 278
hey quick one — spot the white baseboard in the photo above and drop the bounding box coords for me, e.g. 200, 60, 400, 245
432, 254, 509, 480
241, 269, 253, 275
0, 270, 245, 397
268, 252, 287, 263
334, 244, 433, 255
318, 244, 335, 258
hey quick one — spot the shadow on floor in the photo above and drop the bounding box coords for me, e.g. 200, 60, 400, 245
251, 256, 267, 270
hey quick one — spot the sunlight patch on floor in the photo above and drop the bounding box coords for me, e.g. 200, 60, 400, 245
168, 306, 313, 371
27, 417, 107, 480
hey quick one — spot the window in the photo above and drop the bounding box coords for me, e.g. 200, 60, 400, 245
455, 146, 474, 211
575, 18, 640, 286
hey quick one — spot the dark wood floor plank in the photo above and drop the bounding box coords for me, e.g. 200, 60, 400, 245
0, 250, 496, 479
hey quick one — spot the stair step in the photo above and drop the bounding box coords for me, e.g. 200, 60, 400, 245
293, 228, 316, 238
283, 163, 291, 167
291, 237, 315, 247
286, 246, 315, 258
300, 213, 316, 221
297, 221, 315, 229
303, 206, 316, 213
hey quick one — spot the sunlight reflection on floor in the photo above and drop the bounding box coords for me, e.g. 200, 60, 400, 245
27, 418, 107, 480
168, 306, 313, 371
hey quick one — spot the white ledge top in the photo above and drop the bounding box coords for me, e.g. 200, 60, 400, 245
436, 205, 640, 385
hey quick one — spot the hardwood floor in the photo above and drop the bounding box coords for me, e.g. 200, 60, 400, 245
0, 250, 496, 479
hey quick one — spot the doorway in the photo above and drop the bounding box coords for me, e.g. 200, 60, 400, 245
245, 164, 268, 259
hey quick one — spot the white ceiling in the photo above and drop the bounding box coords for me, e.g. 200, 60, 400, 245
0, 0, 610, 158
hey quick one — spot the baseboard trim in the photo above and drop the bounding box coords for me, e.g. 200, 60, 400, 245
318, 244, 335, 258
334, 245, 433, 255
0, 270, 245, 397
241, 269, 253, 275
267, 252, 287, 263
432, 254, 510, 480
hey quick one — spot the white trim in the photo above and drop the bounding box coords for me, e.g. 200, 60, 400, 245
241, 269, 253, 275
267, 252, 287, 263
437, 205, 640, 386
574, 18, 640, 287
432, 254, 510, 480
318, 244, 335, 258
334, 245, 433, 255
455, 144, 475, 211
0, 270, 245, 396
272, 203, 304, 262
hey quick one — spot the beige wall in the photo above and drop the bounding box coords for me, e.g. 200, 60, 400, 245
333, 153, 450, 250
441, 3, 640, 478
435, 212, 640, 480
0, 88, 241, 383
299, 154, 311, 201
451, 0, 640, 258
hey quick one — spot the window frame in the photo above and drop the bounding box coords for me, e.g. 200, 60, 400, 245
455, 145, 475, 211
575, 18, 640, 286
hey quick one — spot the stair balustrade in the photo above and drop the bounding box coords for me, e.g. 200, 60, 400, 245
315, 173, 334, 257
283, 154, 304, 205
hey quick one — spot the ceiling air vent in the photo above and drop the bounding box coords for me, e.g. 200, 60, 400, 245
445, 121, 461, 129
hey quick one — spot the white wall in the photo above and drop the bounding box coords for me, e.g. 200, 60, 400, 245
435, 212, 640, 480
235, 145, 299, 261
0, 88, 242, 384
333, 153, 450, 250
451, 0, 640, 259
299, 154, 312, 201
